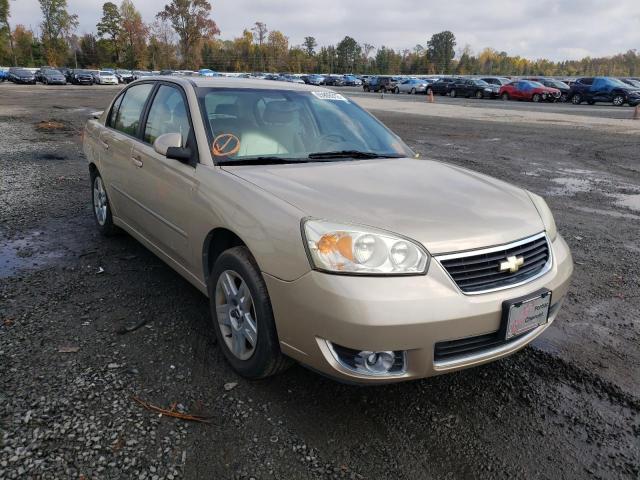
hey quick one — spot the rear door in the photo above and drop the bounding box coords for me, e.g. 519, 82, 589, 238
127, 83, 198, 269
98, 83, 155, 226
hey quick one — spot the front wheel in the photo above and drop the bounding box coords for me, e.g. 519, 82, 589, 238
475, 90, 483, 99
532, 93, 541, 103
612, 95, 625, 107
209, 247, 291, 379
410, 88, 416, 95
501, 92, 510, 101
571, 94, 582, 105
394, 87, 399, 94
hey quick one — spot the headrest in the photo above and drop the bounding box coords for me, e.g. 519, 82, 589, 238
215, 103, 239, 117
263, 101, 300, 125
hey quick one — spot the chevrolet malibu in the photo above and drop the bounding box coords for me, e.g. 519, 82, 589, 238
83, 77, 573, 384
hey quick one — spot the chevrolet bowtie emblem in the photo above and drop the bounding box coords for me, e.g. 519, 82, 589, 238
500, 255, 524, 273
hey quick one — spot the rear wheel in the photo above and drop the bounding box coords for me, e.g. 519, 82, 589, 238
91, 170, 118, 236
394, 87, 399, 94
612, 95, 625, 106
209, 247, 291, 379
501, 92, 510, 101
475, 90, 483, 99
571, 94, 582, 105
532, 93, 541, 103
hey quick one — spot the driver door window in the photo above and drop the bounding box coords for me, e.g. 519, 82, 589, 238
144, 85, 191, 146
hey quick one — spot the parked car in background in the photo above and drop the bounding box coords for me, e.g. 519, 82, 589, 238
39, 68, 67, 85
499, 80, 561, 102
569, 77, 640, 106
95, 71, 119, 85
449, 78, 499, 99
199, 69, 220, 77
323, 75, 346, 86
396, 78, 430, 94
364, 76, 397, 93
0, 69, 7, 82
481, 77, 512, 87
301, 74, 325, 85
115, 69, 134, 83
70, 70, 95, 85
343, 75, 362, 86
8, 68, 36, 84
83, 76, 572, 384
526, 78, 571, 102
430, 77, 461, 96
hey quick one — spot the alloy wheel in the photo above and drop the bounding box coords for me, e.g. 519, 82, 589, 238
613, 95, 624, 106
215, 270, 258, 361
93, 176, 108, 226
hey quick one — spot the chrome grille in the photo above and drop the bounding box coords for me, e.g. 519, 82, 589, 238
437, 233, 551, 294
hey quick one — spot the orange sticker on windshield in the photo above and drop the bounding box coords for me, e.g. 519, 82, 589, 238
212, 133, 240, 157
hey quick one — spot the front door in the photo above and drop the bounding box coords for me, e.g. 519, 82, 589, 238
127, 83, 198, 270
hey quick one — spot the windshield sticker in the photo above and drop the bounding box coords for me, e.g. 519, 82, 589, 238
212, 133, 241, 157
311, 91, 349, 102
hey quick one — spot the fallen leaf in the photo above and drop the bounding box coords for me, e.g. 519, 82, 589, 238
58, 346, 80, 353
224, 382, 238, 391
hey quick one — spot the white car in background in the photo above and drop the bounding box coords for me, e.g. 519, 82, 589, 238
96, 71, 119, 85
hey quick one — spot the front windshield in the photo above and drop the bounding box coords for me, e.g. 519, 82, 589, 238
198, 88, 414, 162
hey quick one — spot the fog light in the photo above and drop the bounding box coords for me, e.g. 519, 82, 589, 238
327, 342, 406, 376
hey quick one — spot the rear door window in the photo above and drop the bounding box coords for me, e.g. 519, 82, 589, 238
113, 83, 154, 137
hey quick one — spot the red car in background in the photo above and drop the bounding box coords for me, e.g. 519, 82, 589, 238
499, 80, 562, 102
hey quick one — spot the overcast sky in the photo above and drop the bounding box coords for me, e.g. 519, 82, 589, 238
10, 0, 640, 61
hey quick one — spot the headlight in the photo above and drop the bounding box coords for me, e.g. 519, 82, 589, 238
302, 219, 429, 275
527, 192, 558, 241
484, 88, 492, 92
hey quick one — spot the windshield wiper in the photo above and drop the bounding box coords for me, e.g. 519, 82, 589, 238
216, 156, 327, 166
307, 150, 404, 160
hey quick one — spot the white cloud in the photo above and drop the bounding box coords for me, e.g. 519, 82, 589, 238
9, 0, 640, 61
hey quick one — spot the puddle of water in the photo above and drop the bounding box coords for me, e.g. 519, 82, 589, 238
0, 231, 67, 277
615, 193, 640, 212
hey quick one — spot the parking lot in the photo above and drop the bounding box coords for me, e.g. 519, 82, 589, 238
1, 83, 639, 479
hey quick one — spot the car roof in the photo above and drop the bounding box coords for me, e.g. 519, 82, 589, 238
169, 76, 337, 93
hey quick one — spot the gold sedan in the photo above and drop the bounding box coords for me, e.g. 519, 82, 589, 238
83, 76, 573, 384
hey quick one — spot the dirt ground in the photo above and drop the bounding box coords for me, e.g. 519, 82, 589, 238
1, 85, 638, 480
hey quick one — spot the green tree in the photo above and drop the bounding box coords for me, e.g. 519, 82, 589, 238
266, 30, 288, 71
38, 0, 78, 66
96, 2, 121, 64
0, 0, 17, 65
335, 35, 361, 73
302, 36, 316, 56
427, 30, 456, 74
157, 0, 220, 69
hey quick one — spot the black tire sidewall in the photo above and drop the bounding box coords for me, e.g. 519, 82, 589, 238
208, 247, 284, 379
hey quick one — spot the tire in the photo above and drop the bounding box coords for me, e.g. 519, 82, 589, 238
532, 93, 541, 103
475, 90, 483, 99
571, 94, 582, 105
90, 169, 118, 236
559, 93, 568, 103
209, 246, 291, 379
450, 89, 456, 98
612, 95, 625, 107
394, 87, 399, 94
410, 88, 416, 95
501, 92, 510, 101
426, 87, 433, 95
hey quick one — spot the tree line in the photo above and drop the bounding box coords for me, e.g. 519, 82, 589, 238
1, 0, 639, 77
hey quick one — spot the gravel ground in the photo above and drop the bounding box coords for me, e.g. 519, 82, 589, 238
0, 85, 638, 479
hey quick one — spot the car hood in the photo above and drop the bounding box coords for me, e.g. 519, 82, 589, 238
223, 158, 545, 254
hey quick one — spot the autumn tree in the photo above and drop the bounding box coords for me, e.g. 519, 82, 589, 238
148, 19, 177, 70
427, 30, 456, 74
39, 0, 78, 65
266, 30, 288, 71
0, 0, 17, 65
11, 25, 36, 66
157, 0, 220, 69
96, 2, 121, 64
120, 0, 147, 69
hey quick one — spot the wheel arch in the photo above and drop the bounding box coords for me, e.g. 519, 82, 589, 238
202, 227, 249, 284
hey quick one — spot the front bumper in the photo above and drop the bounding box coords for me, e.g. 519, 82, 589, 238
266, 234, 573, 384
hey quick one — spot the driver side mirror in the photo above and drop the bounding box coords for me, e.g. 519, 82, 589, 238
153, 132, 192, 163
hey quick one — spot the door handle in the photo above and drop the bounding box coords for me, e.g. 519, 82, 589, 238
131, 155, 143, 168
100, 139, 109, 150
